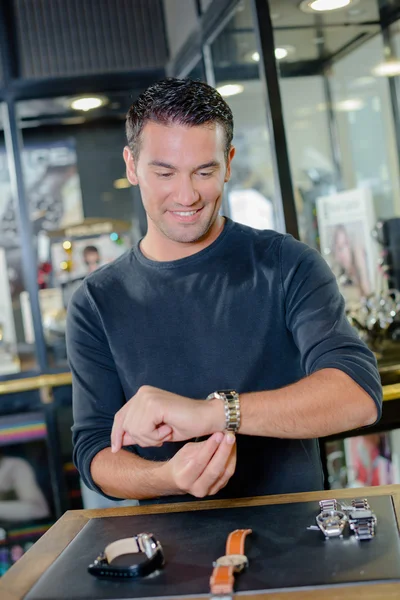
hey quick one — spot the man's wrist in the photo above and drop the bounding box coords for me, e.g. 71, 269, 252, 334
151, 460, 186, 497
202, 397, 226, 433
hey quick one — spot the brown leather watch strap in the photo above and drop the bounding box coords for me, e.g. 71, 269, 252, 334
209, 529, 252, 597
209, 565, 235, 595
226, 528, 252, 555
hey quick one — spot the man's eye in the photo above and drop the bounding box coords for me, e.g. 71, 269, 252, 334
157, 172, 173, 178
199, 171, 213, 177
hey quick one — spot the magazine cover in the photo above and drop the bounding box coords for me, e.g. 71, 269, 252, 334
51, 233, 130, 285
0, 413, 54, 525
0, 140, 84, 249
316, 188, 378, 308
0, 248, 20, 375
0, 412, 56, 573
344, 432, 397, 487
324, 439, 348, 489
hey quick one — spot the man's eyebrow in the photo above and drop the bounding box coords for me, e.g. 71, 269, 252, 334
148, 160, 221, 170
148, 160, 176, 169
196, 161, 220, 169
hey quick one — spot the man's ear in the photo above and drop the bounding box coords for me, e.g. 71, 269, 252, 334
123, 146, 139, 185
224, 145, 236, 182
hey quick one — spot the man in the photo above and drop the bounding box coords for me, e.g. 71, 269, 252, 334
67, 78, 381, 505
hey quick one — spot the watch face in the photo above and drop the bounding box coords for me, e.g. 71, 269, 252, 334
318, 510, 347, 523
317, 510, 347, 536
215, 554, 248, 570
349, 509, 374, 520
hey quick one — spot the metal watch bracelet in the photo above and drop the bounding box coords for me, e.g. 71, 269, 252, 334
206, 390, 241, 432
349, 498, 377, 540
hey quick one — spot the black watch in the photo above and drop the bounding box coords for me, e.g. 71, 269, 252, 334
88, 533, 164, 579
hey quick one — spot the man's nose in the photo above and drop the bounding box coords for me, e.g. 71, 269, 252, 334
175, 176, 200, 206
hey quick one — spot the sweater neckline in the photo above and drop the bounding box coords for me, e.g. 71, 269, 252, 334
132, 217, 234, 269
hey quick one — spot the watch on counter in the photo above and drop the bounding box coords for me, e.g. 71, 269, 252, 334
348, 498, 377, 541
206, 390, 241, 432
316, 508, 348, 538
209, 528, 252, 598
316, 498, 348, 538
314, 497, 377, 541
88, 533, 164, 579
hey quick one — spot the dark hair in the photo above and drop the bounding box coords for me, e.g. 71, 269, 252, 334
83, 245, 99, 257
126, 78, 234, 163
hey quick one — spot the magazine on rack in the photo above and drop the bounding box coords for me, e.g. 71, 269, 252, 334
316, 188, 378, 308
0, 415, 55, 574
325, 431, 400, 489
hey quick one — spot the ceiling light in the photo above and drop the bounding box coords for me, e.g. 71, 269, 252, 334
300, 0, 358, 13
70, 97, 105, 111
372, 60, 400, 77
252, 52, 260, 62
335, 99, 364, 112
216, 84, 244, 97
351, 76, 376, 88
275, 48, 289, 60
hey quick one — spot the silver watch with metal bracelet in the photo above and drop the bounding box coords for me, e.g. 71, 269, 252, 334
206, 390, 241, 432
319, 499, 338, 512
348, 498, 377, 540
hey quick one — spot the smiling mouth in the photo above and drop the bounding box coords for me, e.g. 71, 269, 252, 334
170, 208, 202, 216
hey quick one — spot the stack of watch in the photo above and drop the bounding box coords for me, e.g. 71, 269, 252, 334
315, 497, 377, 541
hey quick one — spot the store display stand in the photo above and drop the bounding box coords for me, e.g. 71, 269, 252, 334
1, 485, 400, 600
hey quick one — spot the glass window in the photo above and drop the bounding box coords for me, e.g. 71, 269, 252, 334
187, 58, 206, 81
210, 0, 283, 232
330, 33, 400, 220
200, 0, 213, 12
15, 90, 145, 370
163, 0, 198, 58
0, 104, 38, 375
276, 0, 400, 364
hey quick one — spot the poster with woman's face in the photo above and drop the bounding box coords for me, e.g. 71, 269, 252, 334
327, 221, 372, 300
317, 188, 378, 309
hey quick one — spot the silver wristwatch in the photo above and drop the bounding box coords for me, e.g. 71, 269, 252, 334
206, 390, 241, 432
316, 506, 348, 538
319, 499, 338, 512
348, 498, 377, 541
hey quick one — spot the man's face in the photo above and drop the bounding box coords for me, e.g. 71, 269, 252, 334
123, 121, 235, 247
84, 251, 100, 273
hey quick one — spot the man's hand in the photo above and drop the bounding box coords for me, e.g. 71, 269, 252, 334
164, 432, 237, 498
111, 385, 224, 452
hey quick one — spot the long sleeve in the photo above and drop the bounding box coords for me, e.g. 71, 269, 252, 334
280, 235, 382, 421
66, 282, 127, 498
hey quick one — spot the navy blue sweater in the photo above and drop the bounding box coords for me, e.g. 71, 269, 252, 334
67, 219, 382, 503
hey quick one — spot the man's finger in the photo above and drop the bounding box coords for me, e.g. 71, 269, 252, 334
121, 432, 136, 446
183, 432, 224, 483
207, 449, 236, 495
111, 411, 126, 453
194, 433, 236, 492
155, 424, 173, 441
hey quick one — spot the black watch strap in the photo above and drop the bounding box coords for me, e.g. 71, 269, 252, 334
88, 533, 164, 579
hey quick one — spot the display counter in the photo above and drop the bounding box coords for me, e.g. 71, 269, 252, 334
1, 484, 400, 600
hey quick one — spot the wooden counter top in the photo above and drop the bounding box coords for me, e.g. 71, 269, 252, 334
1, 484, 400, 600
